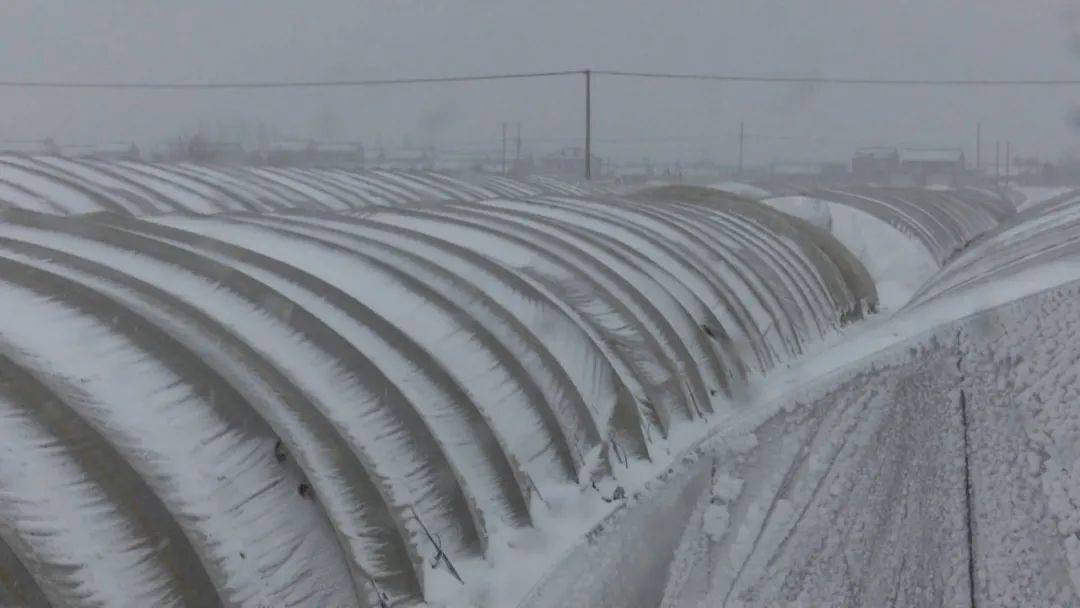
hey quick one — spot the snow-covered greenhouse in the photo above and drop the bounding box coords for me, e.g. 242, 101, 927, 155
2, 155, 1079, 607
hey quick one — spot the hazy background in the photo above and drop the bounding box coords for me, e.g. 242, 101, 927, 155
1, 0, 1077, 165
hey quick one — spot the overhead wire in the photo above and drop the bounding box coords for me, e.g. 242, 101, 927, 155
3, 69, 1080, 90
593, 70, 1080, 87
0, 70, 585, 90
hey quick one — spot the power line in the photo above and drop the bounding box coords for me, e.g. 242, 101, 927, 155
0, 70, 585, 90
594, 69, 1080, 87
521, 131, 950, 145
361, 129, 978, 148
4, 68, 1080, 90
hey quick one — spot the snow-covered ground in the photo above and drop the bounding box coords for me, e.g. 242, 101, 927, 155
1015, 186, 1076, 211
659, 276, 1080, 607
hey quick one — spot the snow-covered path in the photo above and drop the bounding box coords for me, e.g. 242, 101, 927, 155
663, 327, 970, 606
660, 278, 1080, 607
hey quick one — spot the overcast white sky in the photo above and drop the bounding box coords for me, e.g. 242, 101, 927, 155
2, 1, 1078, 165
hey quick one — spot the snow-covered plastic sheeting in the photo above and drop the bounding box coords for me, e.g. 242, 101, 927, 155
464, 174, 591, 199
0, 192, 870, 606
627, 187, 876, 325
0, 155, 585, 216
802, 187, 1014, 265
764, 194, 940, 310
708, 181, 773, 200
909, 189, 1080, 308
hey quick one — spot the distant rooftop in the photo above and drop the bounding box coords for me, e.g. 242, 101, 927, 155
266, 140, 312, 152
854, 147, 899, 160
771, 162, 825, 176
900, 148, 964, 163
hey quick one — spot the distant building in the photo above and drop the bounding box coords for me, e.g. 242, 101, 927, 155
613, 173, 652, 186
85, 142, 142, 162
367, 148, 434, 171
307, 142, 365, 169
762, 162, 828, 189
1, 140, 141, 161
770, 162, 825, 177
852, 147, 899, 182
677, 160, 731, 184
159, 136, 248, 164
433, 150, 501, 173
538, 147, 600, 179
607, 162, 655, 186
0, 139, 61, 156
264, 140, 312, 165
198, 141, 248, 164
899, 148, 965, 186
262, 140, 364, 168
817, 162, 850, 180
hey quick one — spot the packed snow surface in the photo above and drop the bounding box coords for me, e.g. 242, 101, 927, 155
657, 276, 1080, 607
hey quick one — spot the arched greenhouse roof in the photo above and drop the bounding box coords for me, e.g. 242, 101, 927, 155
909, 189, 1080, 307
800, 186, 1014, 264
0, 155, 589, 216
0, 182, 872, 605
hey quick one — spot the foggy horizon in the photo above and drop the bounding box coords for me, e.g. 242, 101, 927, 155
2, 1, 1079, 166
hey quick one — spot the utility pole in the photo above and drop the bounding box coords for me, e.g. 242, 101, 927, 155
975, 122, 981, 172
1005, 141, 1011, 187
995, 141, 1001, 186
737, 121, 745, 176
501, 121, 508, 175
584, 69, 592, 180
515, 122, 522, 164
